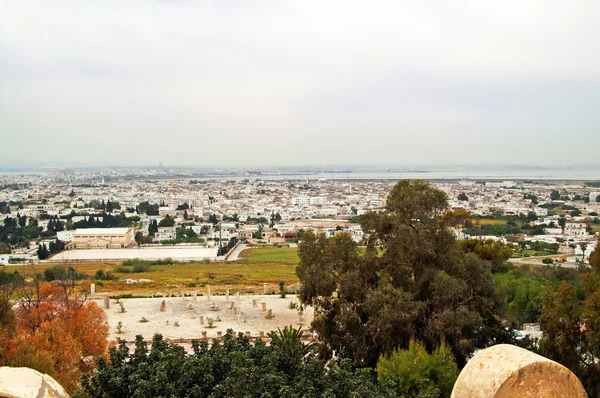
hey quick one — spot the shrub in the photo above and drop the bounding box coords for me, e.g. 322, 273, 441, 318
95, 270, 117, 280
543, 257, 554, 265
116, 321, 123, 334
43, 265, 87, 282
376, 339, 458, 398
207, 318, 215, 328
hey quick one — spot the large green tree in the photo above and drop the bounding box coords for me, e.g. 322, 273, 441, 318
297, 180, 498, 367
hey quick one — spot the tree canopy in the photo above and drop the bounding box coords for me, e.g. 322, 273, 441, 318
76, 330, 391, 398
297, 180, 498, 367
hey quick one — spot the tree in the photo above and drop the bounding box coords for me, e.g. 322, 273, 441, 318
558, 216, 567, 234
1, 276, 108, 394
297, 180, 498, 367
183, 210, 189, 220
37, 243, 49, 260
457, 239, 512, 267
551, 190, 561, 201
148, 219, 158, 236
376, 339, 458, 398
77, 330, 388, 397
596, 195, 600, 203
590, 237, 600, 274
539, 280, 600, 397
158, 215, 175, 227
267, 326, 317, 375
457, 192, 468, 201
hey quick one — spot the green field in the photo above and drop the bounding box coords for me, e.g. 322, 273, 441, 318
237, 247, 299, 265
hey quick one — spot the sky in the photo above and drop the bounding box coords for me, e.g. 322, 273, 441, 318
1, 0, 600, 169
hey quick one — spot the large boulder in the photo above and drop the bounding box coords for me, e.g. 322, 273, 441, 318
0, 367, 69, 398
451, 344, 587, 398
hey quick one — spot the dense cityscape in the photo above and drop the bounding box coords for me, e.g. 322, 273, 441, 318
3, 0, 600, 396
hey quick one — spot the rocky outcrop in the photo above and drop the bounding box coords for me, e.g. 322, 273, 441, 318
0, 367, 69, 398
451, 344, 587, 398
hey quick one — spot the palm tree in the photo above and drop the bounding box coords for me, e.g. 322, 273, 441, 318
268, 326, 317, 366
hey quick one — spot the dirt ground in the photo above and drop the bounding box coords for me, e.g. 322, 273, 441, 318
100, 293, 314, 342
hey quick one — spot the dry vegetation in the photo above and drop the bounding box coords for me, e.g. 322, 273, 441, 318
25, 247, 300, 296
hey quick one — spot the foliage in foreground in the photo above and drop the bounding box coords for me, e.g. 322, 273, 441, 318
376, 340, 458, 398
0, 279, 108, 393
75, 330, 395, 398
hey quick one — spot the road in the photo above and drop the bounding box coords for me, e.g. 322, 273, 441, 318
508, 256, 579, 269
226, 243, 247, 261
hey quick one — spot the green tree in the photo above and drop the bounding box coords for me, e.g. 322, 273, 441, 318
457, 192, 468, 201
539, 279, 600, 397
267, 326, 317, 375
297, 180, 497, 367
550, 190, 561, 201
558, 216, 567, 233
158, 215, 175, 227
376, 340, 458, 398
37, 243, 49, 260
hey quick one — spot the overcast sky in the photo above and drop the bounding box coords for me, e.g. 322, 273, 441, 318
1, 0, 599, 168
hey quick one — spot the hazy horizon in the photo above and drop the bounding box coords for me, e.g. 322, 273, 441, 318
2, 1, 599, 167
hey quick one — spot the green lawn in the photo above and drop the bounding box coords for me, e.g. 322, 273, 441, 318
238, 247, 299, 265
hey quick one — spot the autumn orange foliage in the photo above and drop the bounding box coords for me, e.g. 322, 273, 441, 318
0, 282, 108, 393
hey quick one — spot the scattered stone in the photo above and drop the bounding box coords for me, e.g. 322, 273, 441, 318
103, 294, 110, 309
174, 321, 180, 327
159, 300, 166, 312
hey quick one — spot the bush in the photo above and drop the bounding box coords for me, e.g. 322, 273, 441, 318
115, 264, 150, 273
43, 265, 87, 282
376, 340, 458, 398
543, 257, 554, 265
95, 270, 117, 280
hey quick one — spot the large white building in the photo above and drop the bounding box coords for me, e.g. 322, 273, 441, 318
292, 196, 328, 206
73, 228, 134, 249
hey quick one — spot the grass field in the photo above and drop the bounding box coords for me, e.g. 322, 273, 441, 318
472, 219, 508, 225
237, 247, 299, 265
28, 247, 301, 296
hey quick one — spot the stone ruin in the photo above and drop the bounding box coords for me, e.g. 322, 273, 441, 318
0, 366, 69, 398
451, 344, 587, 398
